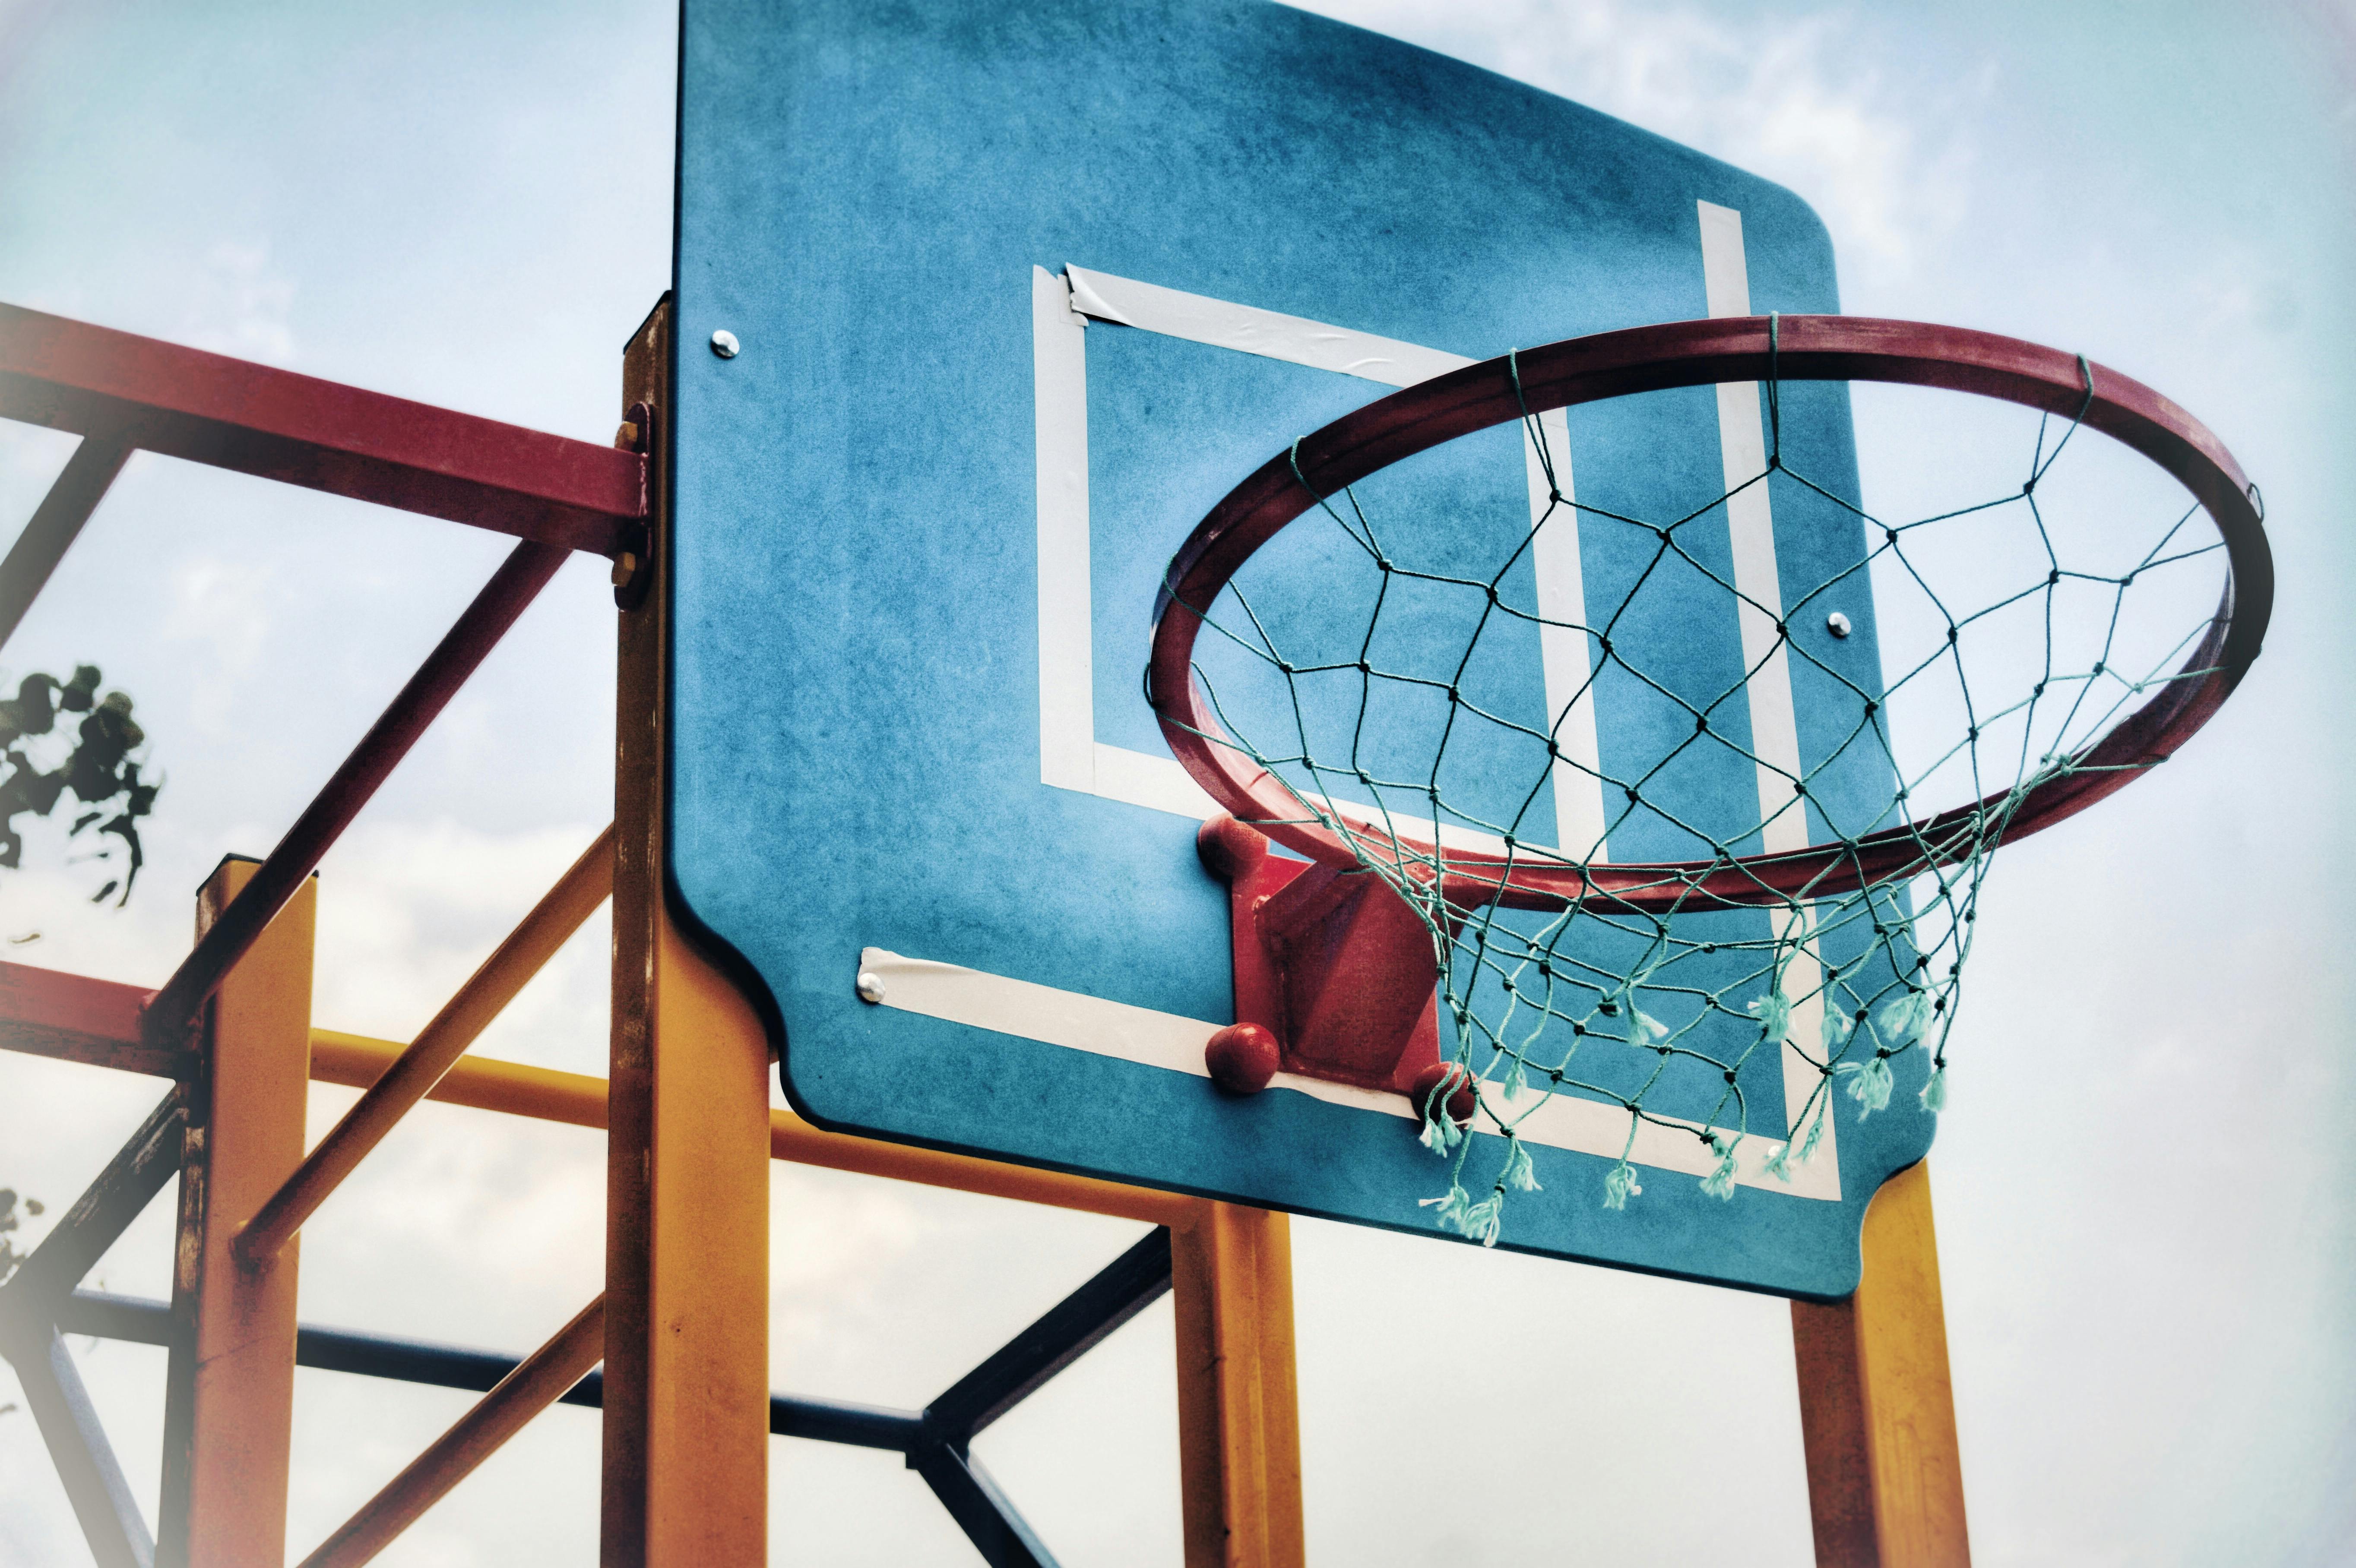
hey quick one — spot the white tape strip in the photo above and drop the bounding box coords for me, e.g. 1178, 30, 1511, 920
856, 948, 1838, 1199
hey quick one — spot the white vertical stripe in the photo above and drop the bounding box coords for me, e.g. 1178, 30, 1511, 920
1524, 408, 1609, 861
1700, 204, 1840, 1178
1033, 266, 1096, 793
1698, 203, 1808, 854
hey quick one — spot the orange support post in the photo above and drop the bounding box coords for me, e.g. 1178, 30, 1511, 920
1791, 1160, 1970, 1568
600, 298, 772, 1567
1171, 1202, 1305, 1568
157, 857, 317, 1568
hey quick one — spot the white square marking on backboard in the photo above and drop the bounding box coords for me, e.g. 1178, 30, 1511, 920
1029, 263, 1610, 860
1022, 231, 1842, 1183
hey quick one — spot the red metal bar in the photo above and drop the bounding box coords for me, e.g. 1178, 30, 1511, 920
0, 304, 644, 554
140, 540, 568, 1046
0, 427, 133, 652
0, 961, 170, 1075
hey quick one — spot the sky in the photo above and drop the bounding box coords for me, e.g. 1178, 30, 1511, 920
1, 1, 2353, 1565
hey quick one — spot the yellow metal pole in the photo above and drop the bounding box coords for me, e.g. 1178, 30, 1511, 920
297, 1295, 608, 1568
601, 297, 772, 1567
1790, 1160, 1970, 1568
306, 1031, 1201, 1227
238, 823, 614, 1265
1171, 1201, 1305, 1568
157, 857, 316, 1568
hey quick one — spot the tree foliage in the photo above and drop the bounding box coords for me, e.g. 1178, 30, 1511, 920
0, 666, 158, 906
0, 1186, 43, 1287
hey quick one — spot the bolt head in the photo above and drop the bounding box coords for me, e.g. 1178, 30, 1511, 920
855, 970, 885, 1004
1825, 610, 1853, 639
710, 329, 740, 359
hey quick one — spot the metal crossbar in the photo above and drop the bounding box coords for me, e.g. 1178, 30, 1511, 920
235, 824, 618, 1265
55, 1290, 920, 1448
0, 1090, 185, 1566
0, 297, 1317, 1566
0, 303, 645, 553
139, 541, 571, 1047
49, 1230, 1176, 1568
0, 974, 1195, 1566
298, 1296, 610, 1568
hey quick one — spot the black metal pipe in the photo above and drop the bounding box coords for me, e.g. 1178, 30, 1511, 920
54, 1290, 926, 1451
925, 1226, 1172, 1443
911, 1442, 1061, 1568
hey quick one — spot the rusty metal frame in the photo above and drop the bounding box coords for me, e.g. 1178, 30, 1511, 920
0, 300, 1313, 1568
0, 967, 1262, 1567
0, 295, 1966, 1568
0, 1088, 185, 1568
56, 1231, 1181, 1568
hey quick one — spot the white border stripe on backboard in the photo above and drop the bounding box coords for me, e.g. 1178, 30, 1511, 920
858, 948, 1838, 1199
1698, 202, 1809, 856
1523, 405, 1609, 861
1064, 266, 1469, 386
1699, 202, 1841, 1166
1027, 246, 1835, 1167
1032, 266, 1609, 857
1032, 266, 1096, 793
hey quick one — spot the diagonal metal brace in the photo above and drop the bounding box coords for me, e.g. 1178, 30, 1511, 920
6, 1326, 156, 1568
0, 1090, 182, 1568
904, 1226, 1175, 1568
0, 1087, 183, 1318
922, 1226, 1173, 1445
910, 1443, 1063, 1568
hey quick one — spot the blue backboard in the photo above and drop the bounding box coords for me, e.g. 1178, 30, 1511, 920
670, 0, 1937, 1298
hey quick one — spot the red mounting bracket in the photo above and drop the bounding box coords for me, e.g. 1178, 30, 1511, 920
1197, 815, 1472, 1121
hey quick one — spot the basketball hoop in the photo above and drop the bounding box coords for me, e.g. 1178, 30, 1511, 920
1150, 314, 2270, 1240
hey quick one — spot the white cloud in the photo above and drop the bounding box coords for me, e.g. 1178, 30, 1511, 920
1298, 0, 1982, 286
179, 239, 298, 364
310, 815, 610, 1057
158, 552, 282, 732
